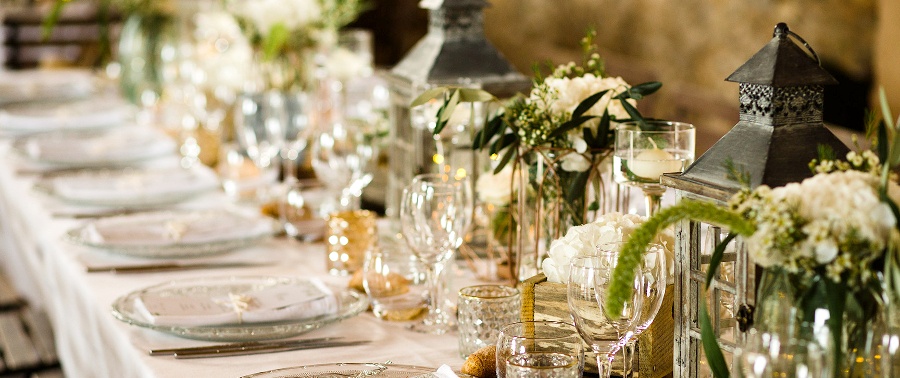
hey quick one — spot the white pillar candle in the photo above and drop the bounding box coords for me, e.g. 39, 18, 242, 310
630, 148, 682, 181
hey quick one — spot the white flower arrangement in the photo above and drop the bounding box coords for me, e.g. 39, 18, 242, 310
475, 164, 517, 206
541, 212, 674, 284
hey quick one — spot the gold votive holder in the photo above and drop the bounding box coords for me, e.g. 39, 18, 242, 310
325, 210, 377, 276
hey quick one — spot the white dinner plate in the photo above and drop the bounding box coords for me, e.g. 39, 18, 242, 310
0, 95, 130, 134
112, 276, 369, 341
65, 209, 279, 258
11, 126, 175, 168
36, 165, 220, 208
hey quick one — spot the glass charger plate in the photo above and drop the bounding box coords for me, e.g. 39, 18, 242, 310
242, 363, 474, 378
64, 209, 279, 258
112, 276, 369, 341
11, 127, 174, 168
34, 167, 219, 208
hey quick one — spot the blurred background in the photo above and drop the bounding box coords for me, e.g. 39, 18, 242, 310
2, 0, 897, 151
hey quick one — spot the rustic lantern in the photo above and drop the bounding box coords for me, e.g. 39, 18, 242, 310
383, 0, 531, 217
659, 23, 849, 377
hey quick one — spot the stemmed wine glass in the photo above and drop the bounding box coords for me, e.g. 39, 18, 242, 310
600, 242, 667, 375
310, 118, 376, 213
234, 91, 312, 185
400, 173, 473, 334
567, 253, 642, 378
614, 121, 695, 216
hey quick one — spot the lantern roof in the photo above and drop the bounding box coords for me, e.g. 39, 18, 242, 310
388, 0, 531, 97
661, 23, 849, 202
726, 23, 838, 87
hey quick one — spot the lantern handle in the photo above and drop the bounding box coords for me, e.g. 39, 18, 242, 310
774, 22, 821, 66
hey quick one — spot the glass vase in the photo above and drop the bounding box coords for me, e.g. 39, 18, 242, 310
117, 11, 178, 107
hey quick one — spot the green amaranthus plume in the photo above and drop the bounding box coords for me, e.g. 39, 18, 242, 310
604, 200, 756, 318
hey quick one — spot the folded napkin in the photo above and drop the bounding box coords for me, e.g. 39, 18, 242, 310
20, 126, 175, 164
433, 365, 460, 378
49, 165, 219, 204
134, 279, 338, 327
0, 69, 93, 104
0, 96, 129, 132
79, 209, 275, 247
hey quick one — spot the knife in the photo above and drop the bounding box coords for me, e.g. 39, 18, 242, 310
149, 337, 342, 356
173, 340, 371, 359
86, 261, 274, 274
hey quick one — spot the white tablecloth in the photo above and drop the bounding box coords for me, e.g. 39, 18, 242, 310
0, 142, 481, 377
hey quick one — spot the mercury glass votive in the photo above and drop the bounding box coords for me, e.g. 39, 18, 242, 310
457, 285, 521, 358
325, 210, 377, 275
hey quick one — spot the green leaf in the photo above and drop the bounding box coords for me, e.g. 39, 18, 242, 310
566, 169, 591, 206
583, 127, 598, 149
411, 87, 452, 108
263, 23, 290, 61
573, 89, 610, 119
433, 89, 461, 134
878, 120, 889, 166
620, 100, 646, 128
457, 88, 496, 103
41, 0, 67, 41
705, 233, 738, 288
597, 110, 612, 147
623, 81, 663, 99
489, 133, 518, 156
824, 280, 847, 378
494, 145, 517, 174
475, 115, 503, 150
700, 300, 731, 378
548, 115, 596, 139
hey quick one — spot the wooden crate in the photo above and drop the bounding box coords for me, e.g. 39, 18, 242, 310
519, 273, 674, 378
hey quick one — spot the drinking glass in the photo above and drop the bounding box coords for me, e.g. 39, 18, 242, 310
600, 242, 667, 374
310, 118, 375, 213
457, 285, 521, 358
399, 173, 473, 334
279, 178, 328, 240
614, 121, 695, 215
362, 245, 428, 322
567, 254, 642, 378
737, 328, 830, 378
496, 321, 585, 378
505, 352, 580, 378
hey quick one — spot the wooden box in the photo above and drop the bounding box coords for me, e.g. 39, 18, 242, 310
519, 273, 675, 378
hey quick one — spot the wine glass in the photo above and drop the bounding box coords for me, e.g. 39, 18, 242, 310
310, 118, 376, 213
567, 253, 642, 378
614, 121, 695, 216
399, 173, 473, 334
600, 242, 667, 374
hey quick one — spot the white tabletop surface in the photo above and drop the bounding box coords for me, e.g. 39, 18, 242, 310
0, 137, 486, 378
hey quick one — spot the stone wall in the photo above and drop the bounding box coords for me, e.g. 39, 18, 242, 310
482, 0, 881, 151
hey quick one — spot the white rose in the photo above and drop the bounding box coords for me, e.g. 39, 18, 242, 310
326, 47, 370, 82
560, 152, 591, 172
476, 165, 516, 205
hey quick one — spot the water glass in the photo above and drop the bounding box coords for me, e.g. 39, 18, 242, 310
218, 142, 278, 203
362, 244, 428, 322
457, 285, 521, 358
325, 210, 378, 275
496, 321, 585, 378
279, 179, 329, 240
506, 353, 581, 378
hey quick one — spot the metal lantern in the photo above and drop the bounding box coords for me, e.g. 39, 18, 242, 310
659, 23, 849, 377
383, 0, 530, 217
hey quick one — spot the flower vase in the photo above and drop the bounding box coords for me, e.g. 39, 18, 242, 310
117, 11, 178, 107
508, 145, 614, 282
751, 267, 881, 377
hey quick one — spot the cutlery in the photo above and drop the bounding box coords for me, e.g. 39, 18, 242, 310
149, 337, 342, 356
172, 340, 370, 359
53, 208, 158, 219
86, 261, 274, 274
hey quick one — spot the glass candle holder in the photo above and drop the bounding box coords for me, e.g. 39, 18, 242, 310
457, 285, 521, 358
506, 352, 581, 378
325, 210, 377, 275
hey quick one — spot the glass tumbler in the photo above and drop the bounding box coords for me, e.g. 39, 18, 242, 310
325, 210, 377, 275
496, 321, 585, 378
457, 285, 521, 358
362, 245, 428, 321
506, 352, 581, 378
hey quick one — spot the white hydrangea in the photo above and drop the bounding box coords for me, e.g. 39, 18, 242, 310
233, 0, 323, 37
537, 74, 635, 120
744, 170, 900, 281
541, 212, 675, 284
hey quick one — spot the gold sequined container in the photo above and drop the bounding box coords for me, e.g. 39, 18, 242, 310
325, 210, 377, 275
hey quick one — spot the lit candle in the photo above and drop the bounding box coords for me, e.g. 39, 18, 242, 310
629, 138, 682, 181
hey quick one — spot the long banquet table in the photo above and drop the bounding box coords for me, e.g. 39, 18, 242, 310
0, 137, 479, 377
